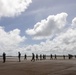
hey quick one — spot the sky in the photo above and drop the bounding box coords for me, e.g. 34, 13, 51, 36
0, 0, 76, 56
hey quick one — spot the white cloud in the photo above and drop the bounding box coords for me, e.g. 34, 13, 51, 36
1, 13, 76, 56
26, 12, 68, 40
0, 27, 26, 45
24, 17, 76, 55
72, 17, 76, 27
0, 26, 26, 55
2, 27, 76, 56
0, 0, 32, 18
25, 28, 76, 55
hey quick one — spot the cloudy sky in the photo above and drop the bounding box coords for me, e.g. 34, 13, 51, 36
0, 0, 76, 56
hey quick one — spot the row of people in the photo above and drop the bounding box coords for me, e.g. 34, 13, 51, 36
2, 52, 27, 63
2, 52, 74, 63
31, 53, 46, 61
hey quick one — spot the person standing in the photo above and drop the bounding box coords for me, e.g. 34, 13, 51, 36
24, 54, 27, 60
40, 54, 42, 60
3, 52, 6, 63
18, 52, 21, 62
55, 54, 57, 59
50, 54, 53, 60
63, 55, 65, 60
36, 54, 38, 61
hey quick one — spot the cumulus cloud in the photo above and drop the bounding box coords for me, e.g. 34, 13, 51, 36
71, 17, 76, 27
24, 17, 76, 55
0, 0, 32, 18
26, 12, 68, 40
1, 13, 76, 56
25, 28, 76, 55
0, 27, 26, 45
2, 25, 76, 56
0, 26, 26, 55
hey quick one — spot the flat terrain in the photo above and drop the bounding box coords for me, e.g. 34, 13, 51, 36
0, 57, 76, 75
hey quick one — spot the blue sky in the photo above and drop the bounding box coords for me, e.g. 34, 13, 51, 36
0, 0, 76, 55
